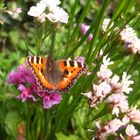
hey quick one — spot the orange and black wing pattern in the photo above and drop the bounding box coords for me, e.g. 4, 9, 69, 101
25, 56, 55, 92
56, 60, 88, 92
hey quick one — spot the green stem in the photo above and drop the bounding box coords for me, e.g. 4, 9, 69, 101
49, 32, 56, 57
44, 109, 51, 139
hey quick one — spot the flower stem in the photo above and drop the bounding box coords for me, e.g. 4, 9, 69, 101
49, 32, 56, 57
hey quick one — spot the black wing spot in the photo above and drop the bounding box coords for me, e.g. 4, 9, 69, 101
69, 60, 74, 67
41, 58, 43, 64
64, 69, 69, 75
78, 62, 82, 68
36, 56, 39, 64
41, 68, 44, 74
63, 61, 67, 66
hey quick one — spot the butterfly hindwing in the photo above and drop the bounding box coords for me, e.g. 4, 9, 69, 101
25, 56, 55, 92
56, 60, 88, 92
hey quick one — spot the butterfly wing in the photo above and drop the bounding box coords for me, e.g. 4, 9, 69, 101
25, 56, 55, 92
56, 60, 88, 92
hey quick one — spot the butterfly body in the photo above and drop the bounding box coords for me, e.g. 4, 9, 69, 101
25, 56, 88, 93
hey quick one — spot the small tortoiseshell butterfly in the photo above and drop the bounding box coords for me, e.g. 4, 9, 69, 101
25, 55, 88, 93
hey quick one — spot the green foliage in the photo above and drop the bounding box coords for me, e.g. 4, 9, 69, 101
1, 0, 140, 139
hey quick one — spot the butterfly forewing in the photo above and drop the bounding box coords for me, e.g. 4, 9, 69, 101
56, 60, 88, 92
26, 56, 55, 92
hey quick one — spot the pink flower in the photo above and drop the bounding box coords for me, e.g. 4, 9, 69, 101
93, 81, 112, 98
104, 119, 124, 134
123, 106, 140, 124
106, 93, 129, 116
95, 119, 124, 139
97, 56, 113, 80
43, 93, 62, 109
7, 64, 36, 84
126, 125, 140, 140
76, 56, 85, 63
97, 65, 112, 80
80, 23, 93, 42
14, 8, 22, 14
120, 25, 140, 54
17, 84, 36, 102
109, 74, 121, 92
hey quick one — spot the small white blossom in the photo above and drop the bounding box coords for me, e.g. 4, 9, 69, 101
120, 25, 140, 54
28, 0, 68, 23
120, 72, 134, 94
110, 74, 121, 91
95, 119, 124, 140
126, 125, 140, 140
106, 93, 129, 116
120, 25, 136, 43
102, 55, 114, 67
97, 55, 113, 80
102, 18, 114, 32
97, 65, 112, 80
46, 6, 68, 23
40, 0, 61, 8
93, 82, 112, 98
123, 106, 140, 124
28, 2, 46, 17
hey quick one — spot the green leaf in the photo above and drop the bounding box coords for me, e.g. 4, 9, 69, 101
55, 132, 79, 140
5, 112, 22, 138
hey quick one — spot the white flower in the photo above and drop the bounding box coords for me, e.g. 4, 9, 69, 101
126, 125, 138, 136
102, 18, 114, 32
126, 124, 140, 140
110, 74, 121, 91
122, 106, 140, 124
105, 119, 124, 133
102, 55, 114, 67
28, 0, 69, 23
28, 2, 46, 17
46, 6, 69, 23
93, 81, 112, 98
97, 56, 114, 80
121, 72, 134, 94
120, 25, 136, 43
37, 13, 47, 23
95, 119, 124, 139
82, 91, 92, 99
120, 25, 140, 54
97, 65, 112, 80
125, 106, 140, 124
106, 93, 129, 116
40, 0, 61, 8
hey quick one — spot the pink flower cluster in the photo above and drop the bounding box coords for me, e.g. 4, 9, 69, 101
7, 64, 62, 109
83, 55, 140, 139
102, 18, 140, 54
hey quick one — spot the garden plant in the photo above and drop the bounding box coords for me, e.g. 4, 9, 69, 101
1, 0, 140, 140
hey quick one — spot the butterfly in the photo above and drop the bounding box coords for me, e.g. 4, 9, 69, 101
25, 55, 88, 93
